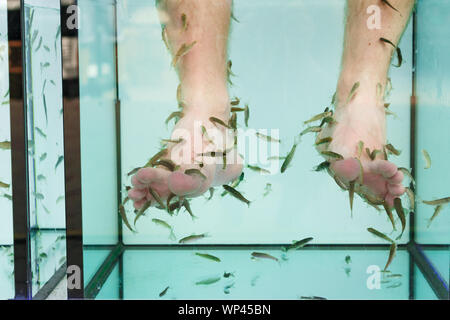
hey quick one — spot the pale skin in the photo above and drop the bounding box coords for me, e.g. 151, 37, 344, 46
129, 0, 414, 210
317, 0, 415, 207
129, 0, 243, 210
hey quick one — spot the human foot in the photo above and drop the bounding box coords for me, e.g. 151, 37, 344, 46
315, 80, 405, 209
128, 97, 243, 214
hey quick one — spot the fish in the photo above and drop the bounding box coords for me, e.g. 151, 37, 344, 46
251, 252, 278, 262
223, 272, 235, 278
256, 132, 280, 143
221, 172, 244, 196
197, 148, 233, 157
209, 116, 231, 129
231, 107, 245, 112
314, 161, 330, 172
37, 174, 46, 181
427, 204, 445, 228
381, 0, 401, 15
320, 151, 344, 160
281, 142, 298, 173
227, 60, 235, 85
345, 255, 351, 264
3, 194, 12, 201
152, 218, 176, 240
263, 183, 272, 197
380, 37, 403, 67
0, 141, 11, 150
405, 187, 415, 211
287, 237, 313, 251
230, 97, 240, 106
31, 30, 38, 45
182, 199, 197, 220
178, 233, 209, 244
346, 81, 360, 104
127, 167, 141, 176
422, 149, 431, 169
148, 186, 165, 209
385, 143, 401, 156
154, 159, 177, 171
398, 167, 415, 188
422, 197, 450, 206
165, 111, 183, 125
376, 83, 383, 98
304, 111, 333, 125
247, 164, 271, 175
159, 286, 169, 297
171, 41, 197, 67
119, 204, 134, 232
134, 200, 152, 226
300, 126, 322, 136
56, 195, 65, 204
35, 36, 43, 52
229, 112, 237, 130
222, 185, 250, 207
0, 181, 10, 188
393, 198, 406, 240
55, 156, 64, 171
145, 149, 168, 168
201, 125, 215, 144
223, 282, 234, 294
348, 180, 355, 214
185, 168, 207, 180
315, 137, 332, 146
231, 11, 239, 23
357, 141, 364, 158
387, 282, 402, 289
35, 127, 47, 139
161, 138, 183, 144
195, 276, 221, 285
161, 26, 170, 51
383, 202, 397, 231
244, 104, 250, 127
268, 156, 287, 161
39, 153, 47, 161
300, 296, 327, 300
384, 243, 397, 271
386, 274, 403, 278
367, 227, 395, 244
181, 13, 188, 31
195, 253, 221, 262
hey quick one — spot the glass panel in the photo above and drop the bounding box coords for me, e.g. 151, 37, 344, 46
0, 0, 15, 300
23, 0, 66, 296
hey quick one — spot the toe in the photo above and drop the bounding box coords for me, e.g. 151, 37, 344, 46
387, 170, 404, 185
168, 171, 203, 196
133, 198, 147, 210
387, 183, 405, 197
384, 193, 396, 207
370, 160, 398, 179
128, 188, 147, 201
136, 167, 170, 184
330, 158, 360, 182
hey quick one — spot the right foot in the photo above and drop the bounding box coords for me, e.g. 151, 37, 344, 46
316, 79, 405, 207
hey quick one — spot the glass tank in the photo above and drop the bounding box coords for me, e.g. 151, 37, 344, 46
1, 0, 448, 300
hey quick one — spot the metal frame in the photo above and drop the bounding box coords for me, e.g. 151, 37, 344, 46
6, 0, 447, 300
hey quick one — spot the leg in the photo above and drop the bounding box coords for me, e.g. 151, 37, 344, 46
129, 0, 243, 211
317, 0, 415, 207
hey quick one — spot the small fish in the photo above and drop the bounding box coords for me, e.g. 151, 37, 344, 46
367, 227, 395, 244
145, 149, 168, 167
55, 156, 64, 171
393, 198, 406, 240
345, 255, 352, 264
247, 164, 270, 175
35, 127, 47, 139
427, 204, 445, 228
181, 13, 188, 31
380, 37, 403, 67
56, 195, 65, 204
148, 186, 165, 209
357, 141, 364, 158
0, 181, 10, 188
422, 149, 431, 169
195, 253, 221, 262
39, 153, 47, 161
119, 204, 134, 232
179, 233, 209, 244
346, 81, 360, 104
315, 137, 332, 146
263, 183, 272, 197
0, 141, 11, 150
422, 197, 450, 206
355, 158, 364, 184
165, 111, 183, 125
195, 276, 221, 286
34, 192, 44, 200
405, 187, 415, 211
229, 112, 237, 130
386, 274, 403, 278
230, 97, 240, 106
320, 151, 344, 160
161, 26, 170, 51
223, 282, 234, 294
314, 161, 330, 172
231, 11, 239, 23
182, 199, 197, 220
185, 168, 207, 180
197, 148, 233, 157
154, 159, 177, 171
384, 243, 397, 271
251, 252, 278, 262
398, 167, 415, 188
387, 282, 402, 289
207, 187, 214, 201
231, 107, 245, 112
267, 156, 287, 161
227, 60, 235, 85
304, 111, 333, 125
209, 116, 231, 129
223, 271, 235, 278
281, 142, 298, 173
159, 286, 169, 297
127, 167, 141, 176
256, 132, 280, 143
348, 180, 355, 214
35, 36, 43, 52
161, 138, 183, 144
300, 296, 327, 300
381, 0, 401, 15
134, 200, 152, 226
222, 185, 250, 207
152, 218, 175, 240
44, 45, 50, 52
300, 126, 322, 136
287, 237, 313, 251
37, 174, 46, 182
385, 143, 401, 156
3, 194, 12, 201
244, 104, 250, 127
383, 202, 397, 231
171, 41, 197, 67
